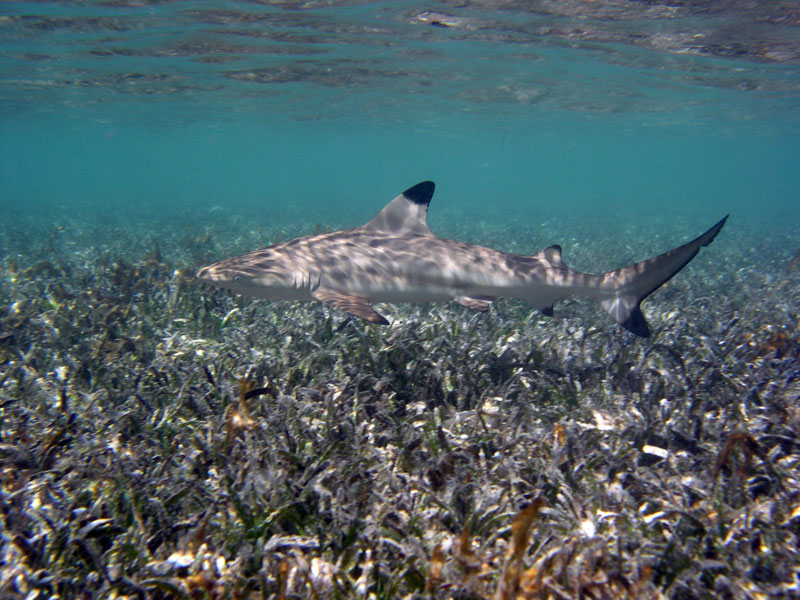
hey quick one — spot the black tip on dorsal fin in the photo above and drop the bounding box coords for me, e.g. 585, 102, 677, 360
362, 181, 436, 235
402, 181, 435, 206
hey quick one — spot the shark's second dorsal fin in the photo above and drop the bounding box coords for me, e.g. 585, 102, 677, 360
535, 245, 566, 268
361, 181, 435, 235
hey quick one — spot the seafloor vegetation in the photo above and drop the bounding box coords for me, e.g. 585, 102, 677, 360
1, 209, 798, 599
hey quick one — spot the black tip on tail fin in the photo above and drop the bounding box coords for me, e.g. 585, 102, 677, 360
701, 215, 729, 246
621, 306, 650, 337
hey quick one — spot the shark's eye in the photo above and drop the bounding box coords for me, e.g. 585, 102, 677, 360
233, 275, 241, 281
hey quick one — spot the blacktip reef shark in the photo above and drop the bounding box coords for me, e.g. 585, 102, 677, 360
197, 181, 727, 337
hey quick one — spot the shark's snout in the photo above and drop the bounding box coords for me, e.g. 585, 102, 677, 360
196, 265, 214, 281
196, 264, 232, 283
196, 263, 257, 287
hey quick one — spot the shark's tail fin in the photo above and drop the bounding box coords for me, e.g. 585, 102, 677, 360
600, 216, 728, 337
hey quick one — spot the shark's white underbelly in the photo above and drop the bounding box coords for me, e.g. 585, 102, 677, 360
361, 286, 460, 303
341, 274, 527, 304
346, 274, 595, 310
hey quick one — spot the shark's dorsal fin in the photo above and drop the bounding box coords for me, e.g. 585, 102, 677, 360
361, 181, 435, 236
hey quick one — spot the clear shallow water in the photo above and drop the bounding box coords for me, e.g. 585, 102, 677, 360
1, 0, 799, 237
3, 7, 800, 595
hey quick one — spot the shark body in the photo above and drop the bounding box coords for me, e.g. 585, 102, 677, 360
197, 181, 727, 337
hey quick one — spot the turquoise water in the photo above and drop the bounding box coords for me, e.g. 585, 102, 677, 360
2, 1, 800, 237
3, 6, 800, 595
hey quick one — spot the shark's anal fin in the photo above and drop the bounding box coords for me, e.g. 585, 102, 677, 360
454, 295, 493, 311
313, 288, 389, 325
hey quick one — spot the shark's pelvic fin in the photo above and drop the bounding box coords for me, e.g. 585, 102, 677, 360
313, 288, 389, 325
361, 181, 435, 235
601, 215, 729, 337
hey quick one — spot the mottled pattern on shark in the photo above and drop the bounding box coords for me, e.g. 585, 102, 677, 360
197, 181, 727, 337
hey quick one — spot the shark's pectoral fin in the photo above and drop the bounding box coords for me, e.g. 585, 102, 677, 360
454, 295, 493, 311
541, 305, 555, 317
312, 288, 389, 325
